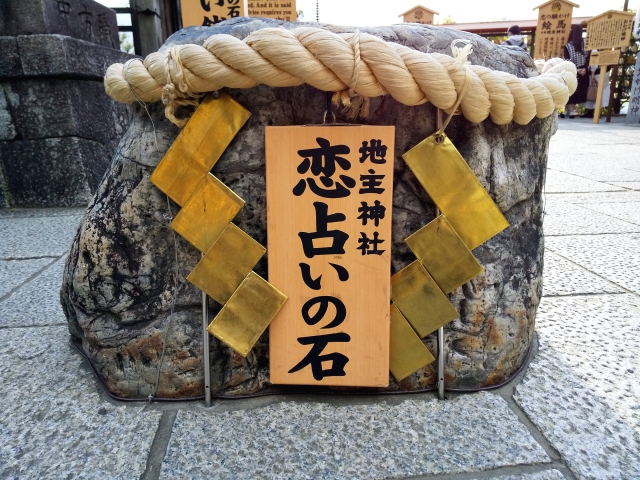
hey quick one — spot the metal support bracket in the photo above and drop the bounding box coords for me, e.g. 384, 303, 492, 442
437, 326, 445, 400
202, 253, 212, 407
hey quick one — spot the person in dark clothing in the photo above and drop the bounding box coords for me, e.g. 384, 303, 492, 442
562, 24, 590, 118
502, 25, 527, 50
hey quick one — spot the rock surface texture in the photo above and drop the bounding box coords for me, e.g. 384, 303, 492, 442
61, 18, 555, 398
0, 0, 132, 208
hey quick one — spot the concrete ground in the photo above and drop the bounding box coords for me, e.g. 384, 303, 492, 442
1, 116, 639, 479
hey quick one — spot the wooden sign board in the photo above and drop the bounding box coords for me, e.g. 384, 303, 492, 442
533, 0, 576, 60
266, 126, 395, 387
180, 0, 248, 27
585, 10, 635, 51
399, 5, 439, 25
248, 0, 297, 22
589, 49, 621, 66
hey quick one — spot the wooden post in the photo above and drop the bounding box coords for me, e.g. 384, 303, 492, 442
593, 66, 608, 124
130, 0, 163, 56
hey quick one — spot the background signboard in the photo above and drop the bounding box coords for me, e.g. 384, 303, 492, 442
180, 0, 296, 27
589, 49, 621, 66
533, 0, 576, 60
399, 5, 439, 25
181, 0, 248, 27
267, 126, 394, 387
248, 1, 297, 22
585, 10, 635, 51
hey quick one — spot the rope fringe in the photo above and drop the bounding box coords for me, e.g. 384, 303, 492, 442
104, 27, 577, 127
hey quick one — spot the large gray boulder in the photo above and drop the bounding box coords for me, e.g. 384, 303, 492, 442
61, 18, 554, 398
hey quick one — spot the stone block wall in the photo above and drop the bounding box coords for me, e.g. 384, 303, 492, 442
0, 0, 134, 208
0, 0, 119, 48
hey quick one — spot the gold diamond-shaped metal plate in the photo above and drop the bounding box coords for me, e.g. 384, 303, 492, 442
150, 93, 251, 206
405, 214, 483, 294
171, 173, 245, 253
402, 133, 509, 250
208, 272, 288, 357
391, 261, 459, 338
389, 303, 435, 381
187, 223, 266, 305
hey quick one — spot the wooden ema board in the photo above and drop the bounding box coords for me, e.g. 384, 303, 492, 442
534, 0, 574, 60
248, 0, 297, 22
180, 0, 248, 27
267, 126, 394, 387
589, 49, 621, 66
585, 10, 635, 51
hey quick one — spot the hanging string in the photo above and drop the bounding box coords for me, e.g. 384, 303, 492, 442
123, 59, 160, 153
125, 61, 182, 401
151, 195, 181, 401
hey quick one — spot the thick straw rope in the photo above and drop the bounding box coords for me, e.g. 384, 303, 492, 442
105, 27, 576, 127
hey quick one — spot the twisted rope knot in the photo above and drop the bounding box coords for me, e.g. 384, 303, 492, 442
329, 30, 371, 119
104, 26, 577, 127
160, 47, 203, 126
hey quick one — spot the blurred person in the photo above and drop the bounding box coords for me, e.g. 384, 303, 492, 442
561, 24, 589, 118
502, 25, 526, 50
582, 61, 610, 118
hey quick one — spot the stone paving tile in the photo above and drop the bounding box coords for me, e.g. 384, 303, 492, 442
160, 392, 550, 479
545, 191, 640, 204
546, 233, 640, 294
488, 469, 566, 480
542, 250, 624, 297
603, 181, 640, 190
542, 200, 640, 236
552, 119, 638, 140
0, 214, 82, 259
535, 295, 640, 435
0, 325, 161, 479
544, 170, 622, 194
0, 258, 53, 299
514, 335, 640, 479
547, 159, 640, 183
0, 207, 85, 219
578, 201, 640, 227
0, 257, 67, 327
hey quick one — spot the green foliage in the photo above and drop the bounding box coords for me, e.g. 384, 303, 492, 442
436, 15, 455, 25
612, 37, 639, 113
119, 32, 134, 54
487, 35, 508, 44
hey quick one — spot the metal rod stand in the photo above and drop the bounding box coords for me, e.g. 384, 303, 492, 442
434, 206, 445, 400
437, 326, 445, 400
202, 260, 212, 407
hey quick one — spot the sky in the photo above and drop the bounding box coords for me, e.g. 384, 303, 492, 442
296, 0, 633, 25
97, 0, 635, 26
